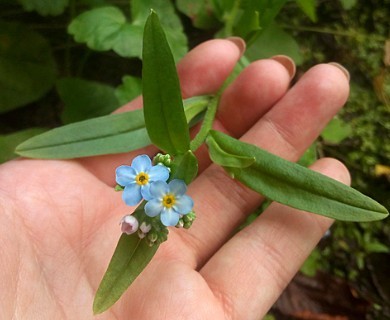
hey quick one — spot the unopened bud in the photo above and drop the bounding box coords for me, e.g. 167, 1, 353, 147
120, 215, 139, 235
140, 222, 152, 234
175, 219, 184, 228
147, 232, 158, 243
183, 211, 196, 228
153, 153, 172, 168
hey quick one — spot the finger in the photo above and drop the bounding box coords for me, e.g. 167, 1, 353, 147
217, 55, 296, 137
180, 63, 350, 266
200, 158, 351, 319
78, 38, 244, 185
195, 56, 294, 172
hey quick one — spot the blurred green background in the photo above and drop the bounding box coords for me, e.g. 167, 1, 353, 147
0, 0, 389, 318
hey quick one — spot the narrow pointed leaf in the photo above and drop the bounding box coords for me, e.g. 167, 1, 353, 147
142, 11, 190, 155
15, 96, 209, 159
207, 130, 389, 222
93, 233, 159, 314
207, 134, 255, 168
16, 109, 148, 159
0, 128, 46, 163
171, 150, 198, 184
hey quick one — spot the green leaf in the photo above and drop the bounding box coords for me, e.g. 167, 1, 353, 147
298, 143, 317, 167
131, 0, 188, 62
68, 7, 128, 51
207, 130, 389, 222
234, 8, 260, 44
15, 96, 210, 159
68, 2, 187, 62
300, 248, 322, 277
57, 77, 120, 124
364, 242, 390, 253
0, 21, 57, 113
255, 0, 288, 31
207, 134, 255, 168
16, 109, 147, 159
93, 233, 159, 314
109, 24, 144, 58
171, 151, 198, 184
0, 128, 46, 163
295, 0, 317, 22
321, 117, 352, 144
17, 0, 69, 16
210, 0, 234, 19
142, 11, 190, 155
184, 96, 211, 126
245, 23, 303, 65
114, 75, 142, 105
67, 6, 149, 58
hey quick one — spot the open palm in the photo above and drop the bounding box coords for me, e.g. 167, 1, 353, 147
0, 38, 350, 319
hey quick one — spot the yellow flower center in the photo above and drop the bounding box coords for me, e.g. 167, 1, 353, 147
135, 172, 149, 185
162, 194, 176, 208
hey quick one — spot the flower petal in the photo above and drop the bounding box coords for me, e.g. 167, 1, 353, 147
145, 199, 163, 217
116, 165, 136, 186
160, 208, 180, 227
149, 180, 169, 198
122, 184, 142, 206
174, 195, 194, 214
168, 179, 187, 196
148, 164, 170, 182
131, 154, 152, 173
141, 184, 152, 201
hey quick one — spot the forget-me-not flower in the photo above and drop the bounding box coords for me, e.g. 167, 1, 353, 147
144, 179, 194, 227
116, 155, 170, 206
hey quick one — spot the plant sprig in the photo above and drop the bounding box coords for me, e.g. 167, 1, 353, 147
92, 11, 388, 313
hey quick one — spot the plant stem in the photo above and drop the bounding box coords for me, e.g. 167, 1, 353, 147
189, 56, 249, 152
190, 94, 221, 152
224, 0, 241, 36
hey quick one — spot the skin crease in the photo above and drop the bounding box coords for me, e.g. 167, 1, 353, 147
0, 39, 350, 319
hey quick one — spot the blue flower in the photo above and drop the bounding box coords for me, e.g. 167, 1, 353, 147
144, 179, 194, 227
116, 155, 170, 206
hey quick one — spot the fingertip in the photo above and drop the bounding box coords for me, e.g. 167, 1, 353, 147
270, 55, 296, 80
218, 59, 291, 137
328, 62, 350, 81
304, 63, 350, 107
225, 36, 246, 56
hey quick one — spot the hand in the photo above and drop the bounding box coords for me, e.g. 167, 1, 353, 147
0, 38, 350, 319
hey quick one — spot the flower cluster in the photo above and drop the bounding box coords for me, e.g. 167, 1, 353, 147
116, 154, 194, 240
116, 154, 169, 206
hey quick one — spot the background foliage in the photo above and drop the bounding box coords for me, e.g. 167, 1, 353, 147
0, 0, 389, 318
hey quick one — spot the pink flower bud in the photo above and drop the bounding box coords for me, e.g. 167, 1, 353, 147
120, 215, 139, 235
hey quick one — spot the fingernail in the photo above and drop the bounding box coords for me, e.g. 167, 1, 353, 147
271, 55, 296, 79
328, 62, 350, 81
226, 37, 246, 56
